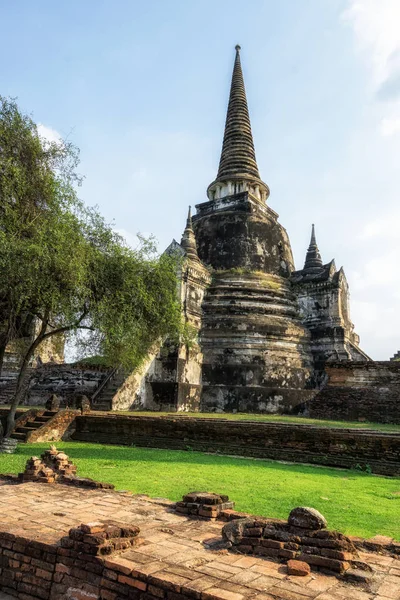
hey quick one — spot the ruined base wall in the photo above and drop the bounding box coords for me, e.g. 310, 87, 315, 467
0, 364, 109, 407
72, 415, 400, 476
305, 362, 400, 424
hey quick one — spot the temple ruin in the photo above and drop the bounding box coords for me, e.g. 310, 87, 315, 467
131, 45, 367, 413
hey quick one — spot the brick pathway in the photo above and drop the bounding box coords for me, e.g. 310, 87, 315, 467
0, 481, 399, 600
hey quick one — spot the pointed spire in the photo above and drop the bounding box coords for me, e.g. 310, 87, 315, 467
186, 205, 192, 228
207, 46, 269, 201
303, 224, 323, 272
217, 45, 260, 181
180, 206, 200, 262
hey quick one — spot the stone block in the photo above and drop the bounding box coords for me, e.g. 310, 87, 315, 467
287, 560, 311, 576
288, 507, 327, 531
298, 553, 349, 573
260, 539, 283, 549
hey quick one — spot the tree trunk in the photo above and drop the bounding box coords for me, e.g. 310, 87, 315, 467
0, 341, 6, 377
5, 346, 36, 436
0, 322, 12, 376
5, 319, 48, 437
0, 337, 8, 440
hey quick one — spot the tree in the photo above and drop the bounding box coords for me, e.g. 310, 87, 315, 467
0, 95, 82, 373
0, 97, 182, 438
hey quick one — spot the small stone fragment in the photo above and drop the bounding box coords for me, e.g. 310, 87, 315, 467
287, 559, 311, 576
288, 507, 327, 530
45, 394, 60, 411
222, 518, 254, 544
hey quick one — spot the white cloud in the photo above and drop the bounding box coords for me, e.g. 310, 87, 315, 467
343, 0, 400, 135
351, 252, 399, 289
342, 0, 400, 85
37, 123, 62, 144
358, 211, 400, 240
380, 117, 400, 136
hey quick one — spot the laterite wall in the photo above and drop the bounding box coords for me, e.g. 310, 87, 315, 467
73, 415, 400, 476
307, 362, 400, 424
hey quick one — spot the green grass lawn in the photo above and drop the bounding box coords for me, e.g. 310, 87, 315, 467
110, 411, 400, 433
1, 441, 399, 541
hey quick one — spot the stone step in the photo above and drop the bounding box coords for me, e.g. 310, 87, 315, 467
10, 432, 26, 441
18, 426, 38, 434
25, 421, 43, 429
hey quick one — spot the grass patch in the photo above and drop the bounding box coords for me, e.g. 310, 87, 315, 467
1, 441, 399, 540
107, 411, 400, 433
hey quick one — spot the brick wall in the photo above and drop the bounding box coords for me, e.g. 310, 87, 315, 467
0, 528, 203, 600
306, 361, 400, 424
0, 526, 274, 600
73, 415, 400, 476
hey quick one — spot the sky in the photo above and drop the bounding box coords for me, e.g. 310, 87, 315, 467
1, 0, 400, 360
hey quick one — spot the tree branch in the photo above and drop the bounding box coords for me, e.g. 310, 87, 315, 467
38, 310, 90, 342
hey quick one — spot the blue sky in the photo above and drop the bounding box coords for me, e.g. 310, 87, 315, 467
1, 0, 400, 359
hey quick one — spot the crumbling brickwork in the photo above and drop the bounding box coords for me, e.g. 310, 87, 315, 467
222, 507, 358, 574
306, 362, 400, 423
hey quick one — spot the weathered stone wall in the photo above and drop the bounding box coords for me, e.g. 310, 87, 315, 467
193, 193, 295, 275
189, 192, 317, 413
133, 250, 211, 413
0, 372, 17, 405
111, 346, 160, 411
291, 266, 369, 365
306, 362, 400, 424
73, 415, 400, 475
27, 364, 108, 406
0, 364, 108, 407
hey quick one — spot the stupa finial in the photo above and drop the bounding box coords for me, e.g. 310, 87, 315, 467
303, 224, 323, 272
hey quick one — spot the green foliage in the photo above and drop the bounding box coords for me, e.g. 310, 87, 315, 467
0, 97, 183, 432
1, 441, 399, 540
70, 356, 110, 367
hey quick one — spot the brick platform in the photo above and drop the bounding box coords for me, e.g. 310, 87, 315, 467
0, 482, 399, 599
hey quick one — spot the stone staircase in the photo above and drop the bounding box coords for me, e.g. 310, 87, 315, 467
91, 368, 127, 411
10, 411, 58, 442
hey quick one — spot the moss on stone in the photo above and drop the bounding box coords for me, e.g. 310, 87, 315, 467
213, 268, 282, 290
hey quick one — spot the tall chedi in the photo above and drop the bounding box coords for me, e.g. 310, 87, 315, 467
192, 46, 316, 412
